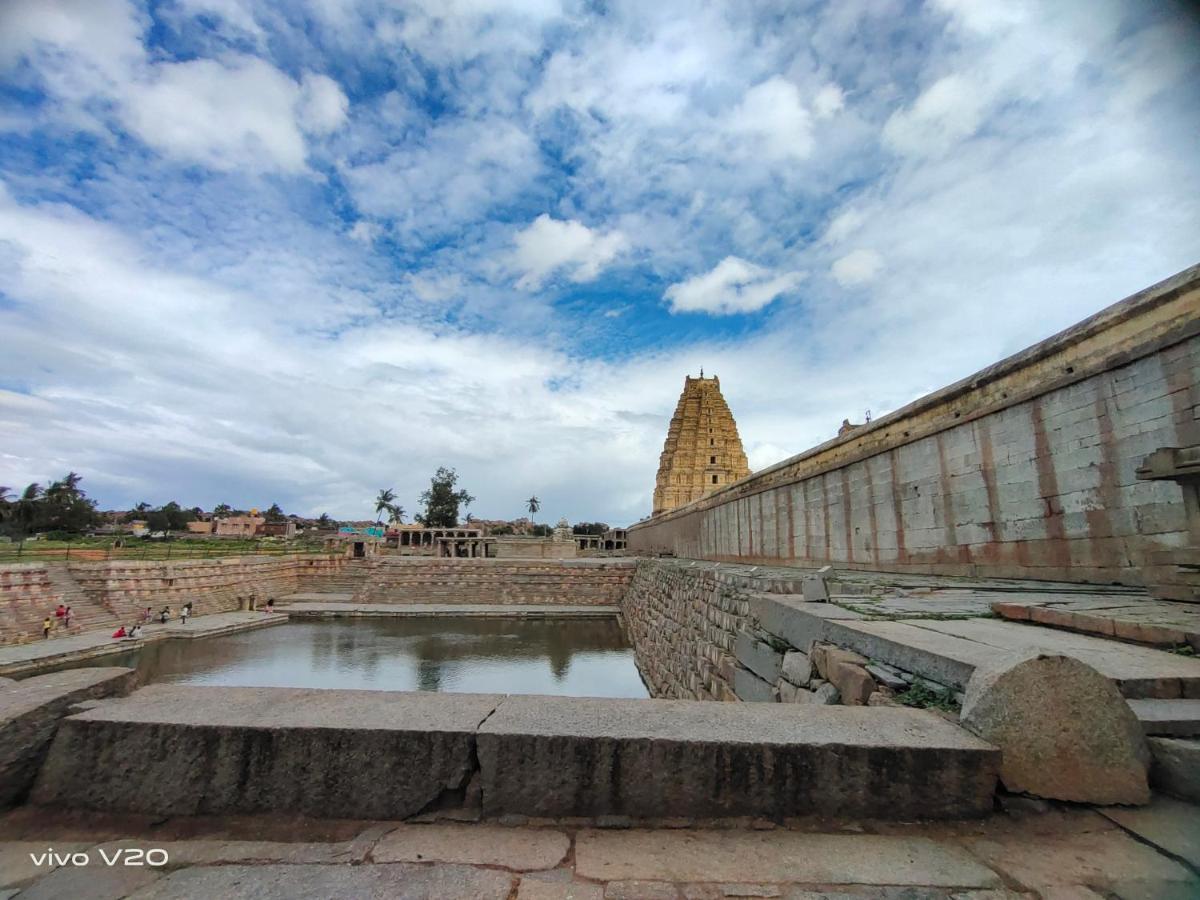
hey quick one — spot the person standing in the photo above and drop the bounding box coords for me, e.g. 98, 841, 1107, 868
43, 616, 53, 639
181, 604, 190, 625
64, 606, 73, 630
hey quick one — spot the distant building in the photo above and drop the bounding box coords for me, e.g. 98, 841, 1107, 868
186, 520, 214, 535
214, 515, 265, 537
260, 521, 297, 539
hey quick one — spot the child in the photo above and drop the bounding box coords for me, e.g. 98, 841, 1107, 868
43, 617, 53, 639
64, 606, 73, 629
112, 625, 127, 639
130, 624, 143, 639
181, 604, 190, 625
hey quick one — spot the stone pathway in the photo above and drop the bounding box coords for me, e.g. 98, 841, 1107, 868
991, 596, 1200, 648
276, 601, 621, 618
0, 798, 1195, 898
0, 612, 285, 677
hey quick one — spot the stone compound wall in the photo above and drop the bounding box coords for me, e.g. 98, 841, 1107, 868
353, 558, 635, 605
629, 265, 1200, 586
622, 559, 951, 706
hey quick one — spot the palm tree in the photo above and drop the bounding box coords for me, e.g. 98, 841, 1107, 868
374, 488, 396, 524
14, 483, 42, 535
387, 503, 406, 525
526, 496, 541, 523
0, 486, 11, 523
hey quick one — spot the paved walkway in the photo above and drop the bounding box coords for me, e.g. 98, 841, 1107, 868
276, 601, 621, 618
0, 612, 286, 677
0, 797, 1195, 898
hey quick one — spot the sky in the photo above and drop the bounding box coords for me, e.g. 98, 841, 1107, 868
0, 0, 1198, 526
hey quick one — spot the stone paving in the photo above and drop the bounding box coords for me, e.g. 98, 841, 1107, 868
276, 601, 621, 618
0, 797, 1195, 898
0, 612, 285, 677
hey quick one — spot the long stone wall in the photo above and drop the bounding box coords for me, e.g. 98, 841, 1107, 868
352, 558, 636, 606
629, 266, 1200, 585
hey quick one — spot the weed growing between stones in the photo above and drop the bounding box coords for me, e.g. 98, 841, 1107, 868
898, 679, 960, 713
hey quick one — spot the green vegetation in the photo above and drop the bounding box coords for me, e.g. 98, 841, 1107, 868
573, 522, 609, 535
897, 679, 961, 713
374, 488, 404, 525
0, 473, 100, 538
416, 467, 475, 528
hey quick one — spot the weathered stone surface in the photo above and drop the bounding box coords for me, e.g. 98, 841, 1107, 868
745, 596, 862, 658
801, 571, 830, 602
122, 863, 514, 899
374, 824, 569, 870
0, 841, 91, 889
0, 667, 136, 808
1148, 736, 1200, 801
478, 696, 998, 820
518, 874, 604, 900
1126, 699, 1200, 736
91, 838, 367, 867
780, 651, 812, 686
866, 663, 908, 691
575, 830, 1001, 887
823, 655, 875, 707
810, 681, 840, 705
604, 880, 678, 900
732, 666, 775, 702
811, 645, 866, 680
964, 829, 1195, 894
1101, 798, 1200, 869
31, 684, 499, 819
734, 632, 783, 683
16, 863, 162, 900
960, 651, 1150, 804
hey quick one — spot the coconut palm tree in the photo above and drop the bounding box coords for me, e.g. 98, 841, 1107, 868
13, 483, 42, 535
526, 496, 540, 523
387, 503, 406, 525
374, 488, 396, 524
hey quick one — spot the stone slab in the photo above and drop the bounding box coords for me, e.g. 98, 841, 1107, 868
1148, 737, 1200, 802
746, 595, 862, 653
0, 841, 92, 889
31, 684, 500, 820
373, 824, 569, 870
478, 695, 998, 820
908, 619, 1200, 698
0, 667, 137, 808
732, 665, 775, 702
574, 829, 1002, 888
734, 632, 784, 683
963, 828, 1196, 893
1101, 798, 1200, 869
279, 602, 621, 618
15, 864, 163, 900
1127, 699, 1200, 736
123, 862, 515, 899
519, 876, 604, 900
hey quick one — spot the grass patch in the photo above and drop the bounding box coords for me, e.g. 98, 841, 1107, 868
897, 679, 961, 713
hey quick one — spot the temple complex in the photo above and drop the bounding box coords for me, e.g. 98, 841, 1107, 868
652, 374, 751, 515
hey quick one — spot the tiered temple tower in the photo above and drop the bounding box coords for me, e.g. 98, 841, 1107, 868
652, 374, 751, 516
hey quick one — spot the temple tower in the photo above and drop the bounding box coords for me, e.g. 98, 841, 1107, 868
652, 374, 751, 516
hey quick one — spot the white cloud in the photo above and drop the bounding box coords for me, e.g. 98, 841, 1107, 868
882, 73, 985, 157
664, 257, 804, 315
348, 220, 381, 243
831, 249, 884, 286
813, 83, 845, 118
725, 77, 814, 160
512, 215, 629, 290
299, 73, 350, 135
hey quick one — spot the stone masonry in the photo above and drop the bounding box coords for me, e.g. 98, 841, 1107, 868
652, 374, 751, 516
631, 264, 1200, 585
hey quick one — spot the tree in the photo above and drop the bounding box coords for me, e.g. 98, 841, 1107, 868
374, 488, 396, 524
264, 503, 286, 522
316, 513, 332, 529
145, 501, 194, 534
417, 467, 475, 528
526, 496, 541, 521
530, 523, 553, 537
387, 503, 406, 524
14, 484, 42, 534
0, 486, 12, 526
213, 503, 233, 518
573, 522, 609, 535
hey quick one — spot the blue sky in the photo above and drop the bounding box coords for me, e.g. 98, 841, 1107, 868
1, 0, 1198, 525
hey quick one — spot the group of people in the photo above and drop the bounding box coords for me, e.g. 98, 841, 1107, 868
111, 601, 194, 640
41, 603, 74, 638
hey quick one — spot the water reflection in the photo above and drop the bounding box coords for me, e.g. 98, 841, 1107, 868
80, 618, 648, 698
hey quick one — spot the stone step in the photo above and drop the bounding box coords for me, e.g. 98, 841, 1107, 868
31, 685, 1000, 822
1148, 737, 1200, 802
749, 597, 1200, 699
1127, 699, 1200, 737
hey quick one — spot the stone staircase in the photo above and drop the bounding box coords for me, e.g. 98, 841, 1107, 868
295, 559, 371, 595
0, 564, 118, 644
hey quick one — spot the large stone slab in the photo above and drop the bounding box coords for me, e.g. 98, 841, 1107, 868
373, 824, 569, 870
1101, 798, 1200, 870
31, 684, 500, 819
1148, 737, 1200, 802
1126, 699, 1200, 736
122, 862, 514, 899
478, 695, 998, 820
574, 829, 1002, 888
734, 632, 784, 683
960, 651, 1150, 804
0, 667, 136, 808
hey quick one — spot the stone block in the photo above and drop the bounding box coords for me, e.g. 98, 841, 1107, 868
780, 651, 812, 687
960, 651, 1150, 804
732, 666, 776, 703
0, 667, 137, 809
822, 653, 875, 707
734, 632, 784, 683
1148, 737, 1200, 802
865, 664, 907, 691
478, 695, 999, 820
31, 685, 497, 819
374, 824, 569, 870
811, 682, 840, 705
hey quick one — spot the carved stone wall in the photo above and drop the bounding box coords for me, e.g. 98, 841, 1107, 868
652, 375, 751, 516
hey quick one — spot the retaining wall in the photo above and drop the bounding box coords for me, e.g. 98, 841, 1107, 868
352, 558, 636, 606
629, 265, 1200, 585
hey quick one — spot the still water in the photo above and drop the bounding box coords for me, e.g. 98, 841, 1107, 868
86, 617, 648, 698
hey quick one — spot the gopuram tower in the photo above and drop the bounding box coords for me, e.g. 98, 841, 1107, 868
652, 373, 751, 516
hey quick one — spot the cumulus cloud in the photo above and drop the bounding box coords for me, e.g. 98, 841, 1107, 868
882, 74, 986, 157
724, 77, 815, 160
512, 215, 629, 290
831, 249, 884, 286
664, 257, 804, 315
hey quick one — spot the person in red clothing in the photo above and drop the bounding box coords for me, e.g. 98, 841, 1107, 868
55, 604, 66, 628
112, 625, 127, 639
